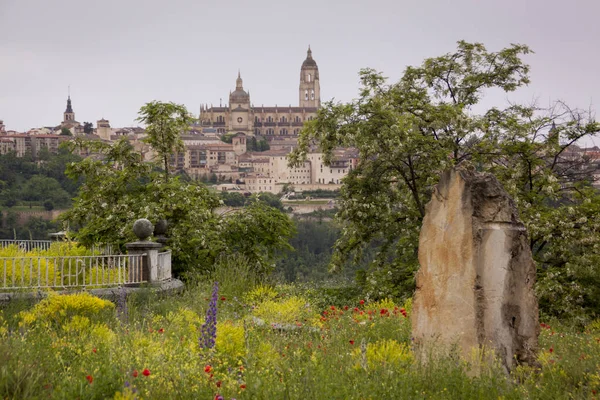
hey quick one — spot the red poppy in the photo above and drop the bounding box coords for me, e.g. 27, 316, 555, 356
132, 370, 139, 378
204, 365, 213, 373
344, 305, 349, 311
92, 348, 97, 353
158, 328, 164, 333
549, 347, 554, 353
216, 380, 222, 388
380, 308, 388, 315
359, 300, 365, 305
349, 340, 355, 345
220, 296, 226, 301
86, 375, 93, 384
330, 306, 336, 311
240, 384, 247, 389
142, 369, 151, 376
353, 307, 359, 312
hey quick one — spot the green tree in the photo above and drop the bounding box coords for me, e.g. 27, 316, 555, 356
83, 122, 94, 134
21, 175, 71, 208
60, 127, 72, 136
291, 41, 600, 317
43, 200, 54, 211
137, 101, 193, 181
258, 139, 270, 152
220, 191, 246, 207
257, 192, 283, 210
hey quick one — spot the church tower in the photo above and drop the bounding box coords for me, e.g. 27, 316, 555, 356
299, 46, 320, 108
63, 95, 75, 123
229, 71, 251, 134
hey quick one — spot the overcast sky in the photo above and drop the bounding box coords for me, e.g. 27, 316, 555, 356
0, 0, 599, 133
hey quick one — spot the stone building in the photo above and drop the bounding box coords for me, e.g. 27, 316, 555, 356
241, 147, 358, 193
0, 134, 66, 157
0, 120, 5, 133
199, 47, 320, 137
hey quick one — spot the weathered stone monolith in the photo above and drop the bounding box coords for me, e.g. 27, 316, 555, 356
411, 164, 538, 372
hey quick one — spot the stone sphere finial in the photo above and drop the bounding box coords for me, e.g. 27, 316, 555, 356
133, 219, 154, 241
154, 219, 168, 236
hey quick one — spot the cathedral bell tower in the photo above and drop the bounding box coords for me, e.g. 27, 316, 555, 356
299, 46, 320, 108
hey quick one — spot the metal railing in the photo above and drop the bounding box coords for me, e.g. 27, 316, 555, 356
1, 253, 146, 290
0, 240, 53, 252
0, 240, 116, 255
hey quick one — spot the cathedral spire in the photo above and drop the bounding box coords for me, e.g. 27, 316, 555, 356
63, 91, 75, 123
236, 70, 243, 90
65, 95, 73, 113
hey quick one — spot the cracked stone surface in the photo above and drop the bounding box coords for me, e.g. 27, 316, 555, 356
412, 164, 539, 372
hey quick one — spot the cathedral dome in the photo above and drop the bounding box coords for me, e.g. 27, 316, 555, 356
230, 88, 249, 102
230, 71, 250, 103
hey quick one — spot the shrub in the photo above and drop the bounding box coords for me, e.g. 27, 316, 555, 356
252, 295, 316, 325
20, 292, 115, 327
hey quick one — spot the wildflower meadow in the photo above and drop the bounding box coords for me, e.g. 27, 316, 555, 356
0, 257, 599, 400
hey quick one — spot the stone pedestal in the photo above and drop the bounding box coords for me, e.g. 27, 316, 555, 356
125, 241, 163, 283
412, 164, 538, 372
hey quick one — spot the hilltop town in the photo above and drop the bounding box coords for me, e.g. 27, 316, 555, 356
0, 48, 358, 194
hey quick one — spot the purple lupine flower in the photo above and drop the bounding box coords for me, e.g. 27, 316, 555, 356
200, 281, 219, 349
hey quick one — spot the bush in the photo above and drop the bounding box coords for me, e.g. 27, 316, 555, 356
19, 292, 115, 327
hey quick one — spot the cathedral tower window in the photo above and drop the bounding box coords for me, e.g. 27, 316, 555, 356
311, 90, 315, 100
305, 90, 308, 100
307, 73, 311, 82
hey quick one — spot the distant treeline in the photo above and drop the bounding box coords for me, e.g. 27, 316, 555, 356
0, 148, 82, 211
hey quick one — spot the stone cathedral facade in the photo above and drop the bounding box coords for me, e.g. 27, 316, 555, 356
199, 47, 320, 137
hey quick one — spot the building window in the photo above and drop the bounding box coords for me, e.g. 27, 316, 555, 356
255, 116, 259, 122
280, 116, 287, 123
280, 128, 288, 135
307, 73, 311, 82
293, 128, 299, 135
266, 128, 274, 135
305, 90, 308, 100
266, 116, 273, 122
311, 89, 315, 100
216, 116, 224, 123
294, 116, 301, 122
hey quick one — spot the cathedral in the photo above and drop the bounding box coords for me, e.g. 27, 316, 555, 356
199, 47, 320, 137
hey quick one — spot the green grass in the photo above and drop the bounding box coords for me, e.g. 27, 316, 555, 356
1, 260, 599, 399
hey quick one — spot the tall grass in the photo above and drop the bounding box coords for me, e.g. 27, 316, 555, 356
0, 259, 599, 399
